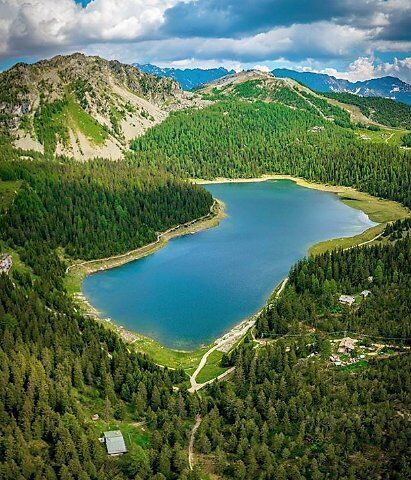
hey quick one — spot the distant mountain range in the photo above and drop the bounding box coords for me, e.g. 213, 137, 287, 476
272, 69, 411, 105
135, 63, 411, 105
134, 64, 235, 90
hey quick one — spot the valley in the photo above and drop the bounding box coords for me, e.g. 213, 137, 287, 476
0, 54, 410, 480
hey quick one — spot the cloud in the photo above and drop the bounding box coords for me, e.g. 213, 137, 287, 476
253, 65, 271, 72
162, 0, 411, 41
122, 22, 370, 64
0, 0, 410, 83
0, 0, 176, 58
309, 56, 411, 83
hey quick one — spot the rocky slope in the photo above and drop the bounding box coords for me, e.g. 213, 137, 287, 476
199, 70, 368, 126
0, 53, 204, 159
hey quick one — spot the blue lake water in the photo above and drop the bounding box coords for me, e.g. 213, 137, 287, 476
83, 180, 376, 349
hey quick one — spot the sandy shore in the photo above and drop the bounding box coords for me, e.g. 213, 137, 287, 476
195, 174, 364, 194
68, 174, 408, 359
67, 198, 226, 279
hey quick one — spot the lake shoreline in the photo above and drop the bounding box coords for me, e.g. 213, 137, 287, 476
68, 176, 409, 366
196, 174, 409, 254
65, 198, 226, 291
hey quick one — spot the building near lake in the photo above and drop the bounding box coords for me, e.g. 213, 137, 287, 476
338, 294, 355, 306
101, 431, 127, 456
338, 337, 355, 354
0, 254, 12, 274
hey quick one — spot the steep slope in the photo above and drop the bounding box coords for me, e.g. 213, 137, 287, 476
131, 71, 410, 209
324, 92, 411, 130
201, 70, 411, 132
272, 68, 411, 105
134, 63, 235, 90
200, 70, 353, 127
0, 53, 203, 159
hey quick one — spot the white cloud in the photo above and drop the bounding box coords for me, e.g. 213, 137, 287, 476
102, 21, 371, 65
0, 0, 177, 58
1, 0, 410, 84
313, 56, 411, 83
253, 65, 270, 72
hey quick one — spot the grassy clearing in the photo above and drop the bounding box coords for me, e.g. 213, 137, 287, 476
76, 386, 150, 449
65, 94, 107, 145
355, 127, 409, 146
196, 350, 227, 384
340, 360, 368, 372
0, 180, 22, 209
0, 240, 34, 277
132, 334, 212, 371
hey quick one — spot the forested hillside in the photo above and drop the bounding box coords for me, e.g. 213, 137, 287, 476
1, 62, 410, 479
256, 233, 411, 339
0, 244, 204, 479
131, 99, 410, 208
198, 335, 410, 479
0, 159, 212, 259
0, 145, 215, 479
194, 228, 411, 479
324, 92, 411, 129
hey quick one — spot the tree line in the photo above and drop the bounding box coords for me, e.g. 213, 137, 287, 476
0, 159, 213, 260
130, 99, 410, 208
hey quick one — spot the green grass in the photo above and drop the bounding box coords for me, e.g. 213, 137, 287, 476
132, 334, 212, 372
0, 241, 34, 277
309, 189, 409, 256
75, 385, 150, 448
34, 93, 107, 155
196, 350, 227, 384
340, 359, 368, 371
65, 94, 107, 144
355, 127, 409, 146
0, 180, 21, 209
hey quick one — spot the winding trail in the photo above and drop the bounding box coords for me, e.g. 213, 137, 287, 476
188, 414, 202, 470
188, 277, 289, 392
343, 230, 384, 251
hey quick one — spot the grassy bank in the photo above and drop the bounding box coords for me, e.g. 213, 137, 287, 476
196, 174, 410, 255
65, 176, 409, 382
65, 198, 225, 295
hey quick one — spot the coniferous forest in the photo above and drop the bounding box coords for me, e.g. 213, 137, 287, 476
1, 71, 410, 479
130, 100, 410, 208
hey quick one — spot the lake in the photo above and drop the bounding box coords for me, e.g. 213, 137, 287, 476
83, 180, 376, 349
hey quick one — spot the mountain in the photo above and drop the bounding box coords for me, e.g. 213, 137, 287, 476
0, 53, 202, 159
134, 63, 235, 90
272, 68, 411, 105
198, 69, 357, 126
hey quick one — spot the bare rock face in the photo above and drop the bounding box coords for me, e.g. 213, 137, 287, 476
0, 53, 197, 160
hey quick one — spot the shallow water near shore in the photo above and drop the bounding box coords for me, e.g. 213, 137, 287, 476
83, 180, 376, 349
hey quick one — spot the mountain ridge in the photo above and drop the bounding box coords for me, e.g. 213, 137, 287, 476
134, 62, 411, 104
134, 63, 236, 90
272, 68, 411, 105
0, 53, 205, 159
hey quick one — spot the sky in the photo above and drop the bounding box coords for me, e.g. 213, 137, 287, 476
1, 0, 411, 82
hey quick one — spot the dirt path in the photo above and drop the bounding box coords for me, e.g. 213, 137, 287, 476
343, 231, 384, 251
188, 277, 289, 392
189, 414, 202, 470
385, 132, 395, 144
188, 320, 253, 392
276, 277, 289, 298
66, 200, 220, 274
